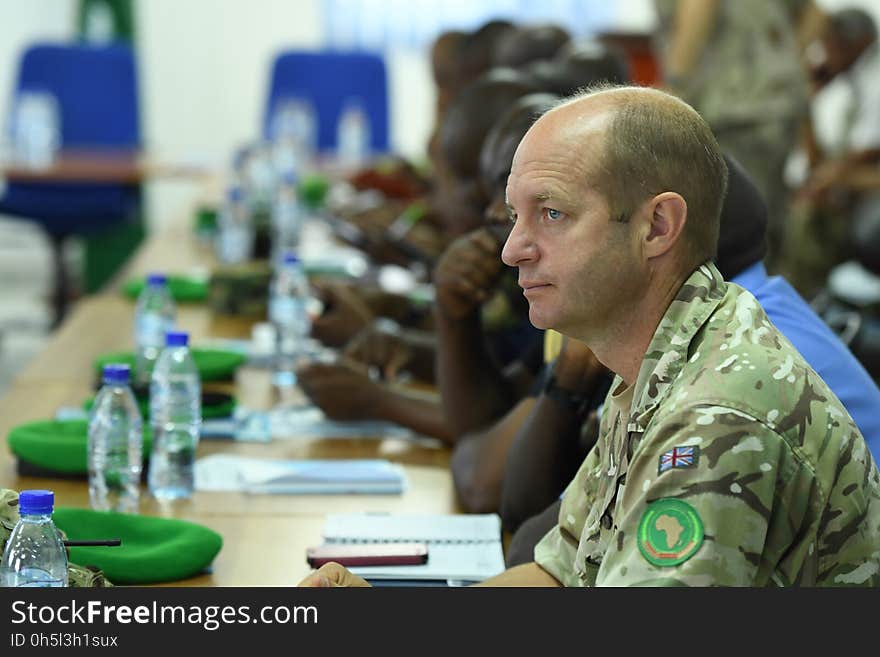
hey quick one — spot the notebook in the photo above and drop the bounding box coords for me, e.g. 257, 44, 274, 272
194, 454, 407, 494
320, 513, 505, 584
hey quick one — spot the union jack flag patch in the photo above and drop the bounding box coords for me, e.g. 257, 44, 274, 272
658, 446, 699, 475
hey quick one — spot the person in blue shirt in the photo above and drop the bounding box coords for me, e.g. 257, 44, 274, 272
496, 153, 880, 566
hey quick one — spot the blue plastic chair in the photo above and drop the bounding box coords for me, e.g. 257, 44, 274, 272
0, 43, 141, 325
263, 50, 389, 153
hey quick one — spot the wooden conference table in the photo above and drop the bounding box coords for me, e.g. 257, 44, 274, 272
0, 148, 214, 184
0, 192, 457, 586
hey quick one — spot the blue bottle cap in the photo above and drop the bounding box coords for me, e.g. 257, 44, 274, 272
102, 363, 131, 385
282, 251, 300, 265
227, 186, 243, 202
165, 331, 189, 347
146, 273, 167, 286
19, 490, 54, 515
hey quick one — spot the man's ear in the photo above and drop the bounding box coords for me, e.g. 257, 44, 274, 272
642, 192, 687, 259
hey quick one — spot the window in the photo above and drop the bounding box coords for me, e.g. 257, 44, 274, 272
323, 0, 616, 51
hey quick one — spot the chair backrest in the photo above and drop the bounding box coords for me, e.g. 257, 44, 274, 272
263, 50, 388, 153
14, 42, 140, 148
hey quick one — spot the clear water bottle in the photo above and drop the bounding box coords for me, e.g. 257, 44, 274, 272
1, 490, 68, 587
88, 363, 143, 513
216, 185, 254, 264
134, 273, 176, 386
270, 97, 316, 176
269, 252, 312, 387
11, 90, 60, 169
149, 331, 201, 500
336, 97, 370, 169
271, 172, 303, 266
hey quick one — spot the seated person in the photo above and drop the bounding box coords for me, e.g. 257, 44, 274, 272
298, 71, 545, 443
449, 92, 607, 513
312, 68, 541, 348
449, 49, 635, 512
329, 23, 519, 270
504, 153, 880, 566
302, 85, 880, 587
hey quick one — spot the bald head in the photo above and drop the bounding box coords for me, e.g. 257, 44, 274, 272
527, 86, 728, 269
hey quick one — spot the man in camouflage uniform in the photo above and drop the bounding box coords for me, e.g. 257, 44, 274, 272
1, 489, 112, 587
300, 85, 880, 588
533, 261, 880, 585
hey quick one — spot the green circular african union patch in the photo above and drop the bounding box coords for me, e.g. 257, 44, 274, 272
637, 498, 704, 567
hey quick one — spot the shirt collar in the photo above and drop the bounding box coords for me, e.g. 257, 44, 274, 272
616, 262, 728, 432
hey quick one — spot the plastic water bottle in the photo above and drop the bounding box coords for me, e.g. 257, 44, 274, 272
216, 185, 254, 264
11, 90, 60, 168
1, 490, 68, 587
270, 97, 316, 176
88, 363, 143, 513
269, 252, 311, 386
336, 98, 370, 169
149, 331, 201, 500
271, 172, 303, 266
134, 273, 176, 386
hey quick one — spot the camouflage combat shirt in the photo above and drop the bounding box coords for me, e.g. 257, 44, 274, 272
534, 263, 880, 586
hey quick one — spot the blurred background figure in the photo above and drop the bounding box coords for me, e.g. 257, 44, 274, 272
784, 6, 880, 297
653, 0, 809, 268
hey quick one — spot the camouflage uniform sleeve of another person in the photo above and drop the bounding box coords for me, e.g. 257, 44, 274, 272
596, 404, 821, 586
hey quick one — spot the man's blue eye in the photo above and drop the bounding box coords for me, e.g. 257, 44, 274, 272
547, 208, 561, 220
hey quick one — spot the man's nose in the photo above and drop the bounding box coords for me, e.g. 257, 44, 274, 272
501, 217, 537, 267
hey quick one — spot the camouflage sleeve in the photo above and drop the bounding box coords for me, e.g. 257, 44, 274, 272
533, 523, 584, 587
595, 404, 811, 586
533, 454, 605, 586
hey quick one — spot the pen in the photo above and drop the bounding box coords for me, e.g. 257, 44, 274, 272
63, 539, 122, 547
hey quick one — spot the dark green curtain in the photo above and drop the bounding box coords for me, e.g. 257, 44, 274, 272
77, 0, 145, 293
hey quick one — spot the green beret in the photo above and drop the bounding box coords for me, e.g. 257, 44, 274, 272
83, 391, 236, 420
54, 507, 223, 584
121, 275, 209, 303
7, 420, 153, 476
94, 349, 247, 382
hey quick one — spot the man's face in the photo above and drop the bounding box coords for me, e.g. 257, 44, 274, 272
501, 106, 643, 337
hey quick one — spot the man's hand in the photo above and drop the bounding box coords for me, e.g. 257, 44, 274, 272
310, 282, 375, 348
344, 319, 412, 381
433, 228, 504, 320
296, 360, 384, 420
298, 562, 371, 587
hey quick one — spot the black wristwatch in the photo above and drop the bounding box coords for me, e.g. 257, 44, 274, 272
542, 362, 589, 414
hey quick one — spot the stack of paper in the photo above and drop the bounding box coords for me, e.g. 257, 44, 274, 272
194, 454, 406, 494
321, 513, 505, 584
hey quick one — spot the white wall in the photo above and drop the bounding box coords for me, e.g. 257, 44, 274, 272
135, 0, 328, 229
